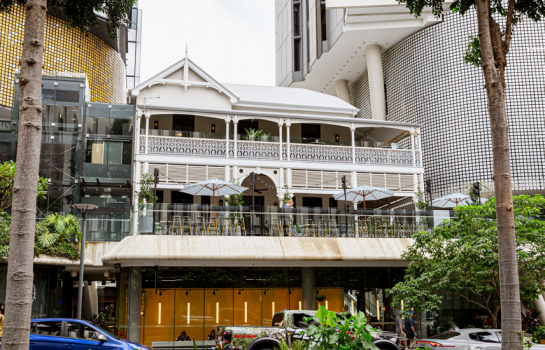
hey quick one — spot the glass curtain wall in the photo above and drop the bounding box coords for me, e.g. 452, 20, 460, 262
116, 267, 409, 348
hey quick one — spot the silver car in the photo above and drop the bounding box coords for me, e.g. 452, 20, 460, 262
415, 329, 545, 350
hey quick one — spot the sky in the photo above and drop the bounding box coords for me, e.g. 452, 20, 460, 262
137, 0, 276, 87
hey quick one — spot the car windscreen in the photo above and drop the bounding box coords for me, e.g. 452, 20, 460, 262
429, 332, 462, 340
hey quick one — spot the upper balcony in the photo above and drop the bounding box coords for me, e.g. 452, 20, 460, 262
136, 114, 422, 169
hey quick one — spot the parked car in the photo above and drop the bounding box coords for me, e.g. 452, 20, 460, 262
217, 310, 400, 350
416, 329, 545, 350
20, 318, 149, 350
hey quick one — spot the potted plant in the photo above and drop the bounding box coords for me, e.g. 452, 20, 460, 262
260, 132, 271, 142
245, 128, 262, 141
137, 173, 157, 234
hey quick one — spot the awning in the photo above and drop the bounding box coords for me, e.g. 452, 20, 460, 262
101, 236, 413, 267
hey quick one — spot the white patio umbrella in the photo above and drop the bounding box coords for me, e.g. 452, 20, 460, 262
180, 178, 248, 207
333, 185, 395, 210
431, 192, 470, 208
459, 197, 488, 206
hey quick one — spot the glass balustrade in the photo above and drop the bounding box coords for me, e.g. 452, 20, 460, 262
132, 204, 434, 238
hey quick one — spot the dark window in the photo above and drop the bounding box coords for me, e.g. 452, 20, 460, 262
329, 198, 337, 208
156, 190, 164, 203
469, 332, 500, 343
201, 196, 211, 206
42, 89, 56, 101
430, 332, 461, 340
238, 120, 259, 135
173, 115, 195, 133
301, 124, 320, 140
55, 90, 80, 103
321, 0, 327, 41
31, 321, 63, 337
171, 191, 193, 204
303, 197, 322, 208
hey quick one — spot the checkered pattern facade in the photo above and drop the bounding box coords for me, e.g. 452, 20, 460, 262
349, 11, 545, 196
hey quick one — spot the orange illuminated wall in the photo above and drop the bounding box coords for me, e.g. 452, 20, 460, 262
0, 3, 125, 107
139, 287, 344, 348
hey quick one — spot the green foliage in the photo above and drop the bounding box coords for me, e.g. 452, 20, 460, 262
0, 1, 135, 39
302, 305, 379, 350
244, 128, 262, 140
437, 316, 456, 332
386, 195, 545, 326
521, 309, 543, 335
415, 187, 429, 211
226, 179, 244, 207
464, 35, 481, 67
138, 173, 157, 203
260, 132, 272, 142
0, 161, 48, 211
0, 211, 80, 261
530, 325, 545, 343
283, 184, 292, 204
275, 339, 305, 350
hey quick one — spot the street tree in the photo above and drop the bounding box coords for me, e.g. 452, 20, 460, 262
0, 1, 134, 348
397, 1, 545, 349
386, 195, 545, 331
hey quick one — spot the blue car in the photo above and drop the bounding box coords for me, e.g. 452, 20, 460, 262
25, 318, 149, 350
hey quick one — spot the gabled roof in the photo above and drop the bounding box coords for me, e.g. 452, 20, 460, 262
223, 83, 359, 113
131, 52, 359, 115
130, 53, 239, 104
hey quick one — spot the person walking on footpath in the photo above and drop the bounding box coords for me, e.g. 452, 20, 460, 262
405, 311, 417, 348
396, 311, 407, 350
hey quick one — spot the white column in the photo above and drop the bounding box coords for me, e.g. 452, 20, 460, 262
353, 201, 359, 238
225, 117, 230, 159
144, 110, 150, 154
278, 120, 283, 161
334, 79, 351, 104
135, 109, 141, 154
351, 124, 356, 165
287, 168, 293, 189
233, 118, 238, 159
286, 119, 291, 161
225, 166, 230, 182
233, 166, 238, 181
410, 127, 417, 167
132, 160, 141, 235
279, 167, 285, 204
366, 44, 386, 120
352, 171, 357, 188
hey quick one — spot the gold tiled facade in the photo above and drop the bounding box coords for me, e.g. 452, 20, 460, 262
0, 3, 125, 107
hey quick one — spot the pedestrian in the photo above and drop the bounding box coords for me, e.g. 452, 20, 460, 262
405, 311, 417, 347
395, 311, 407, 350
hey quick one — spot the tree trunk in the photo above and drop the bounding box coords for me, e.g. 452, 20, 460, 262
475, 1, 521, 349
3, 0, 46, 348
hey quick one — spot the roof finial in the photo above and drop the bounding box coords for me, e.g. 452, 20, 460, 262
185, 42, 188, 58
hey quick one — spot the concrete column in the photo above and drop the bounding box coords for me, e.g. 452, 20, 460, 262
417, 129, 424, 167
334, 79, 351, 104
365, 44, 386, 120
144, 111, 150, 154
279, 167, 284, 203
225, 118, 230, 159
302, 267, 315, 310
225, 166, 230, 182
82, 281, 98, 321
127, 267, 142, 343
233, 166, 238, 181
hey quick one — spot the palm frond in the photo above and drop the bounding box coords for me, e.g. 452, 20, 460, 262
37, 232, 59, 247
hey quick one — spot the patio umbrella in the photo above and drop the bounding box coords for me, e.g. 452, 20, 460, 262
180, 178, 248, 207
431, 192, 470, 208
333, 185, 395, 210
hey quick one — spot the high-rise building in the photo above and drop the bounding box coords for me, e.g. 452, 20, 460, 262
276, 0, 545, 198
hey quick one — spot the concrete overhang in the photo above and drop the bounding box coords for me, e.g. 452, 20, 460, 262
101, 236, 413, 267
294, 1, 452, 96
